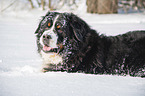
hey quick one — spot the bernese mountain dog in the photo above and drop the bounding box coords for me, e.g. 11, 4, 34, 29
35, 12, 145, 77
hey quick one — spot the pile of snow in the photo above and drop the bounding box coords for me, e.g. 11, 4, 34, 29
1, 72, 145, 96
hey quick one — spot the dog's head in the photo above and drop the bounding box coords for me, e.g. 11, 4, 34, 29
35, 12, 94, 72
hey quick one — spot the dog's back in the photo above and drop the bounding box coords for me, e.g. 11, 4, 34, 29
97, 31, 145, 77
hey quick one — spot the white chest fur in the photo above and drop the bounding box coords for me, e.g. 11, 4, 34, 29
40, 51, 63, 65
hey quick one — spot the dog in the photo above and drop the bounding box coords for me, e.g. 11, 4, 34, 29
35, 12, 145, 77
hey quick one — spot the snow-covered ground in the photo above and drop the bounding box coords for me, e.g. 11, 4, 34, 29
0, 1, 145, 95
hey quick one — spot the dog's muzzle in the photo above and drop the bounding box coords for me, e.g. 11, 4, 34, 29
42, 34, 52, 46
41, 34, 64, 53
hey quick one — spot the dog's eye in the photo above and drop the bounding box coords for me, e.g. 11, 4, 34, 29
47, 17, 53, 28
56, 23, 62, 30
55, 23, 63, 34
57, 25, 61, 29
48, 22, 51, 27
47, 21, 52, 28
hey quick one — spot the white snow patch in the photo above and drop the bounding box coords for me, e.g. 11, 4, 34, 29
0, 66, 41, 76
0, 60, 2, 63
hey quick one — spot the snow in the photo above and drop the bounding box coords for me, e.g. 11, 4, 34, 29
0, 73, 145, 96
0, 0, 145, 96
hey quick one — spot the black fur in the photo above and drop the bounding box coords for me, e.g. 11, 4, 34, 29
35, 12, 145, 77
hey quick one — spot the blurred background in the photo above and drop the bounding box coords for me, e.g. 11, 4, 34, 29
0, 0, 145, 14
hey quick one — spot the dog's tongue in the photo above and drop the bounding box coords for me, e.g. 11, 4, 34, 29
43, 45, 52, 51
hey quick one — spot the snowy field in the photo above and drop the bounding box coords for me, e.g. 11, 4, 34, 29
0, 3, 145, 96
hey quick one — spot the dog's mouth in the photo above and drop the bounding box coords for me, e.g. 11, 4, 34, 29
42, 44, 63, 53
42, 45, 58, 53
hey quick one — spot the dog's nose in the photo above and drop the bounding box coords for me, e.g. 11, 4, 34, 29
43, 34, 52, 40
43, 34, 52, 46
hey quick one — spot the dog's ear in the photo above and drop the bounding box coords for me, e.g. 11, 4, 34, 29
35, 24, 43, 35
70, 22, 83, 42
68, 13, 86, 42
35, 26, 39, 34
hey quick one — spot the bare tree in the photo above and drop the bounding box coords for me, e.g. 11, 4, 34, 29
87, 0, 118, 14
49, 0, 51, 10
133, 0, 145, 9
87, 0, 98, 13
36, 0, 41, 7
28, 0, 34, 9
49, 0, 54, 10
1, 0, 17, 12
97, 0, 118, 14
41, 0, 45, 10
119, 0, 145, 13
